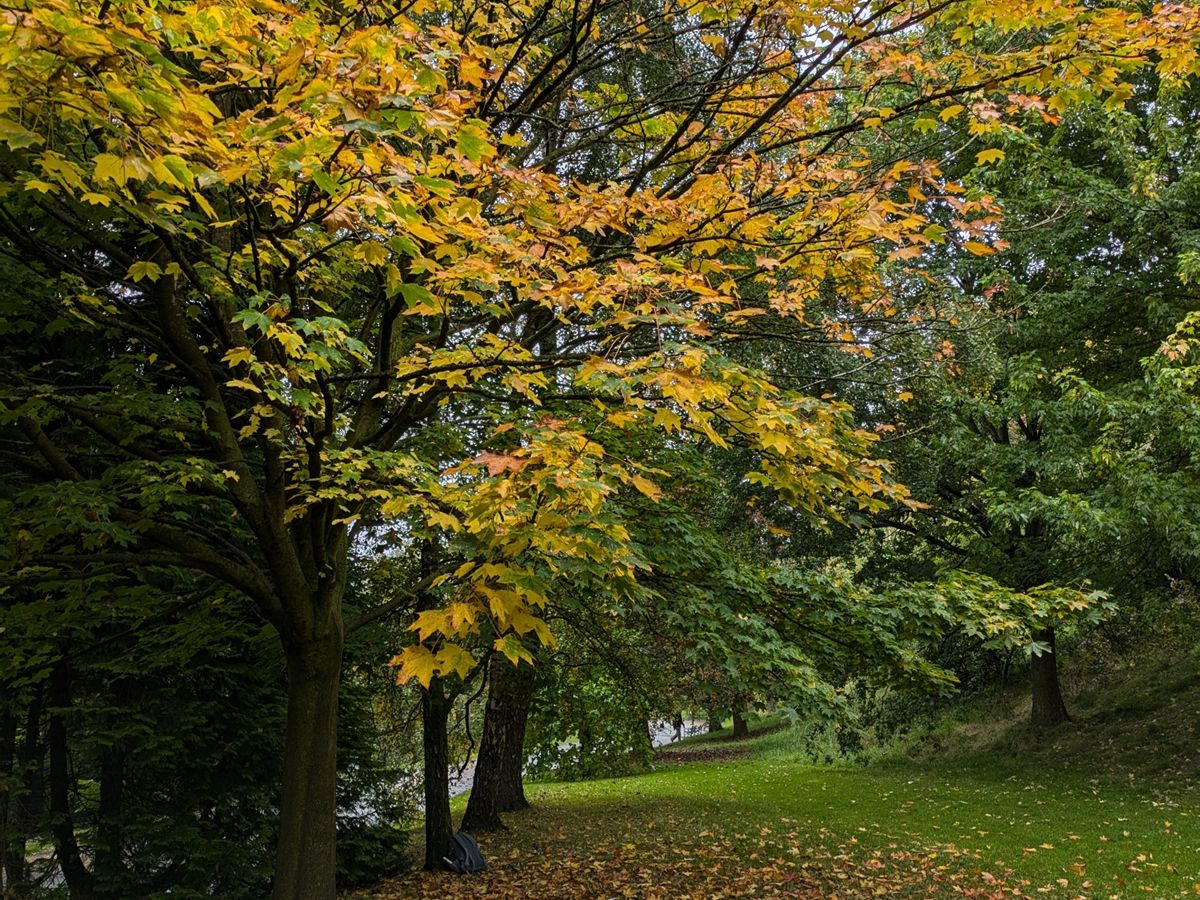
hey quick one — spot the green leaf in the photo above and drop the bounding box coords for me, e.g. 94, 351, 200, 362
0, 118, 42, 149
456, 120, 494, 163
398, 283, 433, 308
312, 170, 339, 196
161, 155, 194, 189
494, 633, 535, 666
232, 307, 272, 333
127, 261, 163, 282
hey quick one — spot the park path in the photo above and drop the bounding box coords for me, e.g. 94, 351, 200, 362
446, 716, 705, 799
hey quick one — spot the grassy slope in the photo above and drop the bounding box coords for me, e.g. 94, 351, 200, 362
887, 632, 1200, 786
357, 635, 1200, 899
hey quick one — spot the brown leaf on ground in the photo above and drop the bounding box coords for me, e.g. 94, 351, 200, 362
350, 804, 1017, 900
654, 745, 750, 764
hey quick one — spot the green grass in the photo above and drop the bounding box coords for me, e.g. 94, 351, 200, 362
362, 627, 1200, 898
649, 752, 1198, 894
364, 750, 1198, 898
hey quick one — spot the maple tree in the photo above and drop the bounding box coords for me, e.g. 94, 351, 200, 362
2, 0, 1199, 895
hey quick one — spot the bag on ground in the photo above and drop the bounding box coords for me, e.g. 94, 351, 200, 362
444, 831, 487, 874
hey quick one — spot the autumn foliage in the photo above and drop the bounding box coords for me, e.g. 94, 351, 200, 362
2, 0, 1199, 895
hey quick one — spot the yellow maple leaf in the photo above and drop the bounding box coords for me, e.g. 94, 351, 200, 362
394, 646, 438, 688
408, 609, 448, 642
629, 473, 662, 501
963, 241, 995, 256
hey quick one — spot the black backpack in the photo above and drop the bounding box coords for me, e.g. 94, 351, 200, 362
443, 831, 487, 874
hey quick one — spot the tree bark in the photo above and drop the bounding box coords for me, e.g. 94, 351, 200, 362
48, 661, 93, 899
1030, 626, 1070, 727
706, 708, 722, 733
461, 656, 536, 833
411, 540, 454, 871
731, 708, 749, 739
94, 674, 135, 899
420, 678, 454, 871
6, 687, 43, 893
1, 697, 14, 894
93, 742, 125, 898
271, 628, 344, 900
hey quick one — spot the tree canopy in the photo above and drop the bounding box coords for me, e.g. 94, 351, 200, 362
1, 0, 1198, 896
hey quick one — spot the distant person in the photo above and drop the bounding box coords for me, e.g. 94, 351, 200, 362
672, 712, 684, 742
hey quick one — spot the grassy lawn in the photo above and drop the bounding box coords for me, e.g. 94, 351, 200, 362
354, 735, 1198, 898
354, 646, 1200, 899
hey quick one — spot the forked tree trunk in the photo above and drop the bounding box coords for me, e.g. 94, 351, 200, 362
1030, 626, 1070, 727
272, 629, 344, 900
731, 709, 749, 739
420, 678, 454, 871
461, 656, 536, 833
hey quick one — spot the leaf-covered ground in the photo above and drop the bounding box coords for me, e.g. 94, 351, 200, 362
355, 797, 1014, 898
353, 608, 1200, 898
352, 749, 1198, 899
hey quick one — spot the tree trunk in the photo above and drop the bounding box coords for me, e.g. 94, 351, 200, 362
1030, 626, 1070, 727
420, 678, 453, 871
412, 540, 454, 871
93, 742, 125, 898
488, 663, 534, 815
461, 656, 535, 833
731, 708, 749, 739
706, 708, 722, 733
271, 629, 344, 900
94, 675, 134, 899
22, 690, 43, 826
6, 688, 43, 893
48, 661, 93, 899
1, 698, 14, 893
